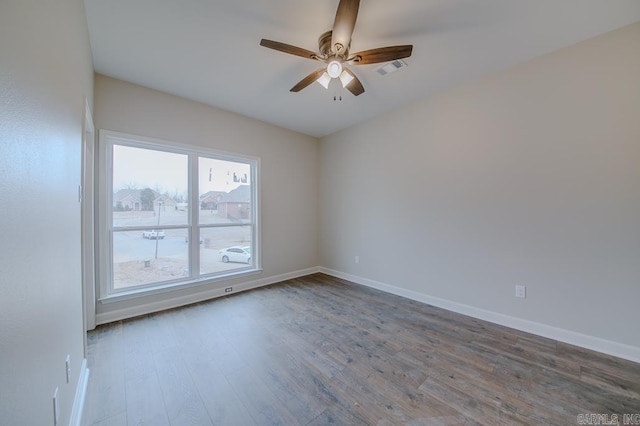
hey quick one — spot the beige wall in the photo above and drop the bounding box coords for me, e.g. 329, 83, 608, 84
320, 23, 640, 354
0, 0, 94, 424
93, 75, 319, 321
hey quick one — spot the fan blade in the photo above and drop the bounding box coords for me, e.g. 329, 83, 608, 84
260, 39, 320, 61
290, 68, 327, 92
350, 45, 413, 65
343, 68, 364, 96
331, 0, 360, 56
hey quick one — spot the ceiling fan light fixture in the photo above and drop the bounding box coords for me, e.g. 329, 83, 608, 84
339, 70, 354, 88
327, 60, 343, 79
316, 72, 331, 89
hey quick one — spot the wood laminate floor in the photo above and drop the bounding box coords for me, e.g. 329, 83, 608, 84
83, 274, 640, 425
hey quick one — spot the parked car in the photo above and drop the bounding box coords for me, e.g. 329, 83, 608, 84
218, 246, 251, 264
142, 230, 165, 239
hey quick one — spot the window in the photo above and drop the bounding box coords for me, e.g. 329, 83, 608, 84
98, 131, 259, 299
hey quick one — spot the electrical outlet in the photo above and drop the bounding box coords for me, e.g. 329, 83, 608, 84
53, 387, 59, 425
225, 287, 233, 293
515, 285, 526, 299
354, 255, 359, 264
65, 355, 71, 384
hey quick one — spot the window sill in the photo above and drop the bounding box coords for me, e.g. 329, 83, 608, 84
98, 268, 263, 305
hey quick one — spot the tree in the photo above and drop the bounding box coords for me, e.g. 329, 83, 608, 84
123, 182, 139, 190
140, 188, 155, 211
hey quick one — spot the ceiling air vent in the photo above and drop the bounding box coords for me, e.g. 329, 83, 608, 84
376, 59, 408, 76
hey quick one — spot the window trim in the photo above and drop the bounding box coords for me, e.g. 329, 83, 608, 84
97, 130, 261, 303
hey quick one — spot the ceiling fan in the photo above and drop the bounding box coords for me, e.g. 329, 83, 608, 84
260, 0, 413, 97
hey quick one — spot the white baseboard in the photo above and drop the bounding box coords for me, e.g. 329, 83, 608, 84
69, 359, 89, 426
96, 267, 320, 325
319, 267, 640, 364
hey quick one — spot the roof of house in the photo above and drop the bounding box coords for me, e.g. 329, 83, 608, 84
114, 188, 177, 204
114, 188, 141, 202
219, 185, 251, 204
199, 190, 226, 201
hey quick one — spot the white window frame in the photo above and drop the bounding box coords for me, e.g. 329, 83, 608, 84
97, 130, 260, 302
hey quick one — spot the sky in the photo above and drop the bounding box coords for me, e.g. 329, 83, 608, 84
113, 145, 251, 195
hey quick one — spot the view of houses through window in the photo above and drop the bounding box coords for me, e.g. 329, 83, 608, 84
105, 134, 257, 294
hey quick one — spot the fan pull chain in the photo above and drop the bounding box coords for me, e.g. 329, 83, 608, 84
333, 85, 343, 102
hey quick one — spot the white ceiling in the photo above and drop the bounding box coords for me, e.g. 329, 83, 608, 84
84, 0, 640, 138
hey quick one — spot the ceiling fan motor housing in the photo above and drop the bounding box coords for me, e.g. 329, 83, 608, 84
319, 30, 349, 59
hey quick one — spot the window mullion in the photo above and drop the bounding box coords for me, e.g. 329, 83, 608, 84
189, 153, 199, 278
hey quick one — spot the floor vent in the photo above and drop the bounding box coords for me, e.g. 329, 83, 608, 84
376, 59, 408, 76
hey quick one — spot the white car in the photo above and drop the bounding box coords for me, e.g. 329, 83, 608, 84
218, 246, 251, 264
142, 230, 165, 239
